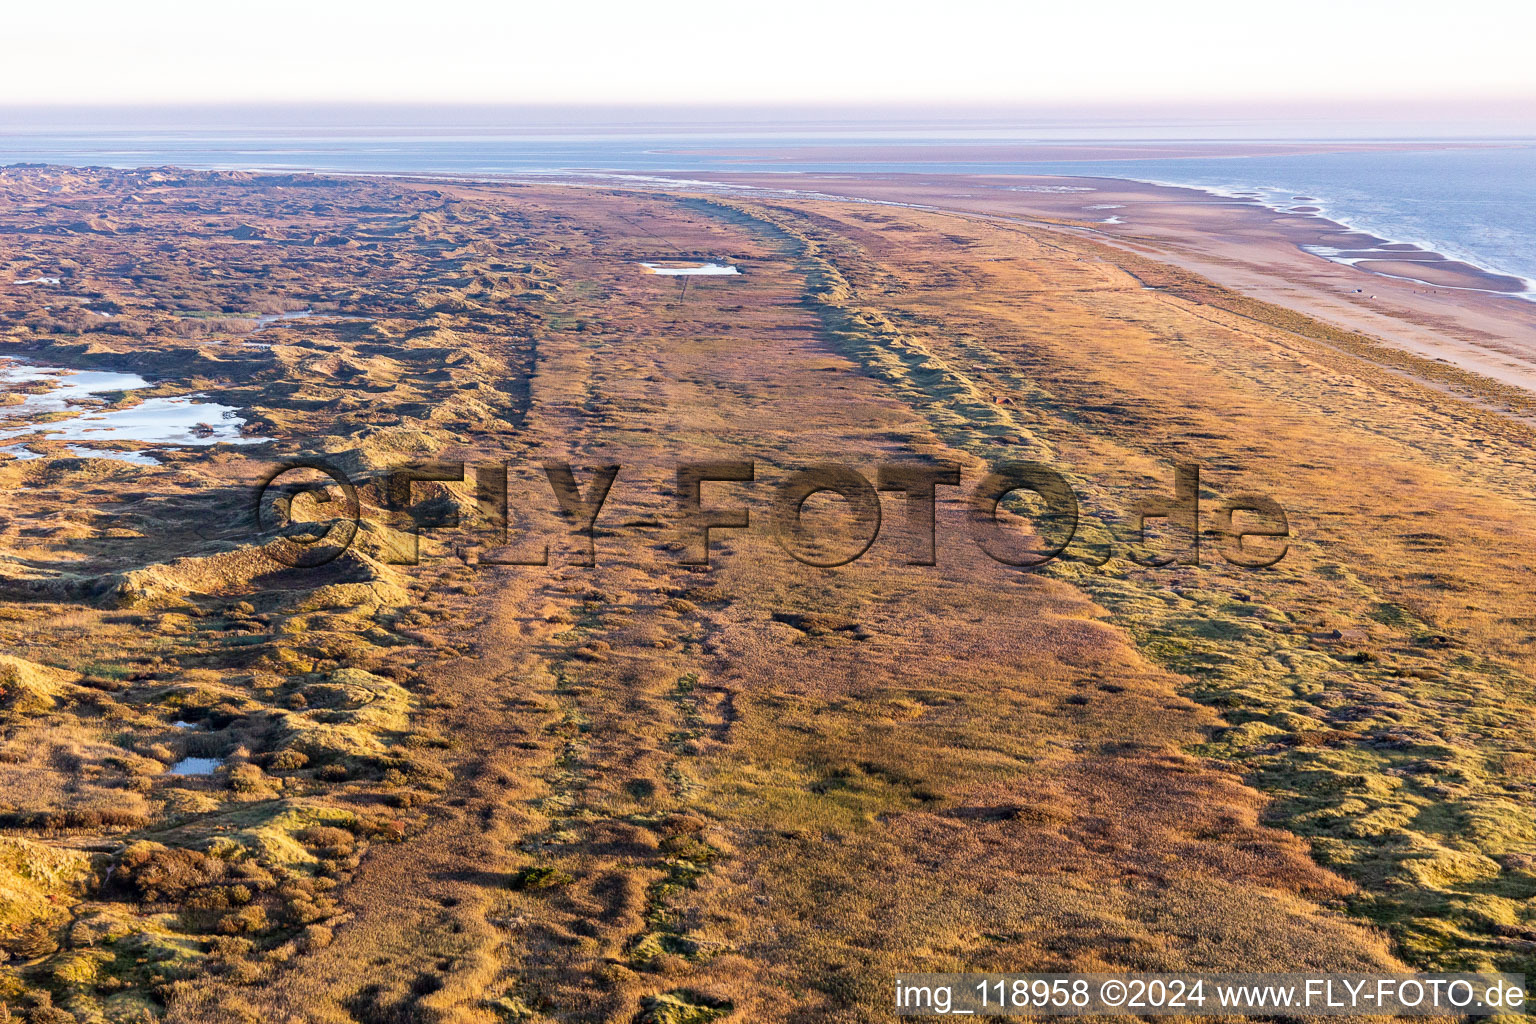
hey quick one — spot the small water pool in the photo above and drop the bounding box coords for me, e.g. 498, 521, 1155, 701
63, 445, 163, 465
638, 262, 740, 276
166, 757, 222, 776
0, 358, 266, 459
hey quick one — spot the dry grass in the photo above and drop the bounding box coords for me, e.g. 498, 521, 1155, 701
1, 167, 1529, 1022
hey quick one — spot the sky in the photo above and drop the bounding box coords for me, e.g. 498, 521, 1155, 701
3, 0, 1534, 111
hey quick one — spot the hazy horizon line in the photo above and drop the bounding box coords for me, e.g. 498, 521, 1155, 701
3, 100, 1534, 140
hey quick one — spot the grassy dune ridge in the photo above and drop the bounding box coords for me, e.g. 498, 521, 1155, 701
699, 195, 1536, 976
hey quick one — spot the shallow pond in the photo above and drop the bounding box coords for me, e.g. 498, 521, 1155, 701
252, 309, 369, 329
0, 359, 265, 459
638, 262, 740, 276
166, 757, 222, 776
65, 445, 163, 465
236, 309, 372, 347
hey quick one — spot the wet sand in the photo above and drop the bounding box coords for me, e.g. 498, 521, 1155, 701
1351, 258, 1525, 291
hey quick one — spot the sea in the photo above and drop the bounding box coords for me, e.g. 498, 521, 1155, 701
3, 123, 1534, 294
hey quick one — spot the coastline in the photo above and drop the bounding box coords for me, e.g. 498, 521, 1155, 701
649, 138, 1536, 299
552, 167, 1536, 300
501, 167, 1536, 396
1123, 174, 1536, 299
661, 138, 1516, 163
9, 158, 1536, 400
6, 133, 1532, 301
341, 160, 1534, 302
